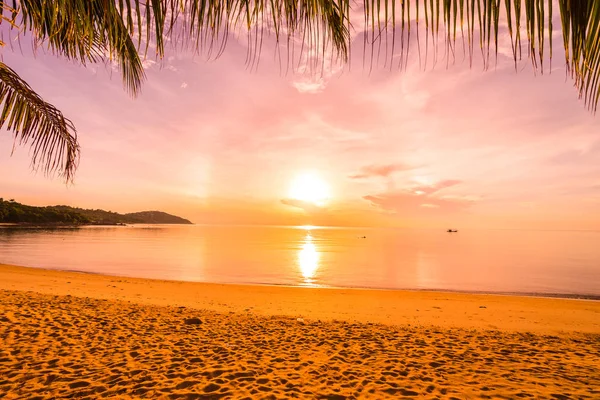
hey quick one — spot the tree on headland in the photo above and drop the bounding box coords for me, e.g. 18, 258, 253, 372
0, 1, 599, 182
0, 197, 192, 224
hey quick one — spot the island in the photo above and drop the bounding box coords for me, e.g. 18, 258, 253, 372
0, 198, 192, 226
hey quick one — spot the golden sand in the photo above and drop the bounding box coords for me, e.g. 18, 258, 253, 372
1, 264, 599, 399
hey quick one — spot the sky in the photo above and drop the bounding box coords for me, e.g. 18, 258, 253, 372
1, 11, 599, 230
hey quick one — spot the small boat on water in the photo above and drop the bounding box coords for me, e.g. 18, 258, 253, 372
447, 229, 458, 233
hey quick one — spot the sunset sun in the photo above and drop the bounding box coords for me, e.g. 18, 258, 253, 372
288, 173, 331, 206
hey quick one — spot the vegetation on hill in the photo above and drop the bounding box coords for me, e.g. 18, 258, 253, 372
0, 198, 91, 224
123, 211, 192, 225
0, 199, 192, 225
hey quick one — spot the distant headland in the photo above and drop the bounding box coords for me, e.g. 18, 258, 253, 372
0, 198, 192, 226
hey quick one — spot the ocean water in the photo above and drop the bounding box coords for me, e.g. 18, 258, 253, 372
0, 225, 599, 297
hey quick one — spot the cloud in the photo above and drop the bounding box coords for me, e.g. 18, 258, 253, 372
142, 59, 157, 69
289, 28, 345, 94
180, 82, 188, 89
280, 198, 324, 213
547, 140, 600, 166
363, 179, 473, 214
292, 79, 326, 94
411, 180, 462, 195
364, 191, 474, 214
349, 163, 413, 179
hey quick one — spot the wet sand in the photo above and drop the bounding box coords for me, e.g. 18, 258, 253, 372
1, 264, 599, 399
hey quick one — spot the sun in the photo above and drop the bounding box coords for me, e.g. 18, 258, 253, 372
288, 172, 331, 206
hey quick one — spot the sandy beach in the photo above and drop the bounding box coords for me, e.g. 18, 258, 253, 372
1, 264, 599, 399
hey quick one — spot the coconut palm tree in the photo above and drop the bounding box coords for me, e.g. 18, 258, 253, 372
0, 1, 598, 182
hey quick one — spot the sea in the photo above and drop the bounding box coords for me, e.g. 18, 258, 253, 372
0, 225, 599, 298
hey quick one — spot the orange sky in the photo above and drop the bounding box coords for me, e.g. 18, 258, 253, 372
1, 17, 599, 230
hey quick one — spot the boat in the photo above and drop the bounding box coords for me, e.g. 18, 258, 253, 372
447, 229, 458, 233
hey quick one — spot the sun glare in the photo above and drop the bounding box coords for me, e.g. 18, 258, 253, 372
289, 172, 330, 206
298, 234, 319, 283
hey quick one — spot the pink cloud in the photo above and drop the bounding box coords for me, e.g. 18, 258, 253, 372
363, 179, 473, 214
412, 180, 462, 195
349, 163, 414, 179
364, 191, 474, 214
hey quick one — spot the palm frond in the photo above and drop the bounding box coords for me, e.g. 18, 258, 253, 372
3, 0, 349, 93
135, 0, 350, 66
360, 0, 600, 112
0, 62, 79, 182
7, 0, 146, 96
559, 0, 600, 112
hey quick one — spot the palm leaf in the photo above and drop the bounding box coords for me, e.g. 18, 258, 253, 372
9, 0, 146, 96
4, 0, 349, 94
360, 0, 600, 112
0, 62, 79, 182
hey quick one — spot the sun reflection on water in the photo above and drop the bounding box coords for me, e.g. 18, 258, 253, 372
298, 233, 319, 285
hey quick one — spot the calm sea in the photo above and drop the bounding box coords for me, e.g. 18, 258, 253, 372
0, 225, 599, 297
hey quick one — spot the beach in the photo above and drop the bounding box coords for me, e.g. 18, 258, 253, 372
1, 264, 599, 399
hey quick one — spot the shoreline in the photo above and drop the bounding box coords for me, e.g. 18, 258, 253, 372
6, 262, 600, 302
2, 263, 599, 334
